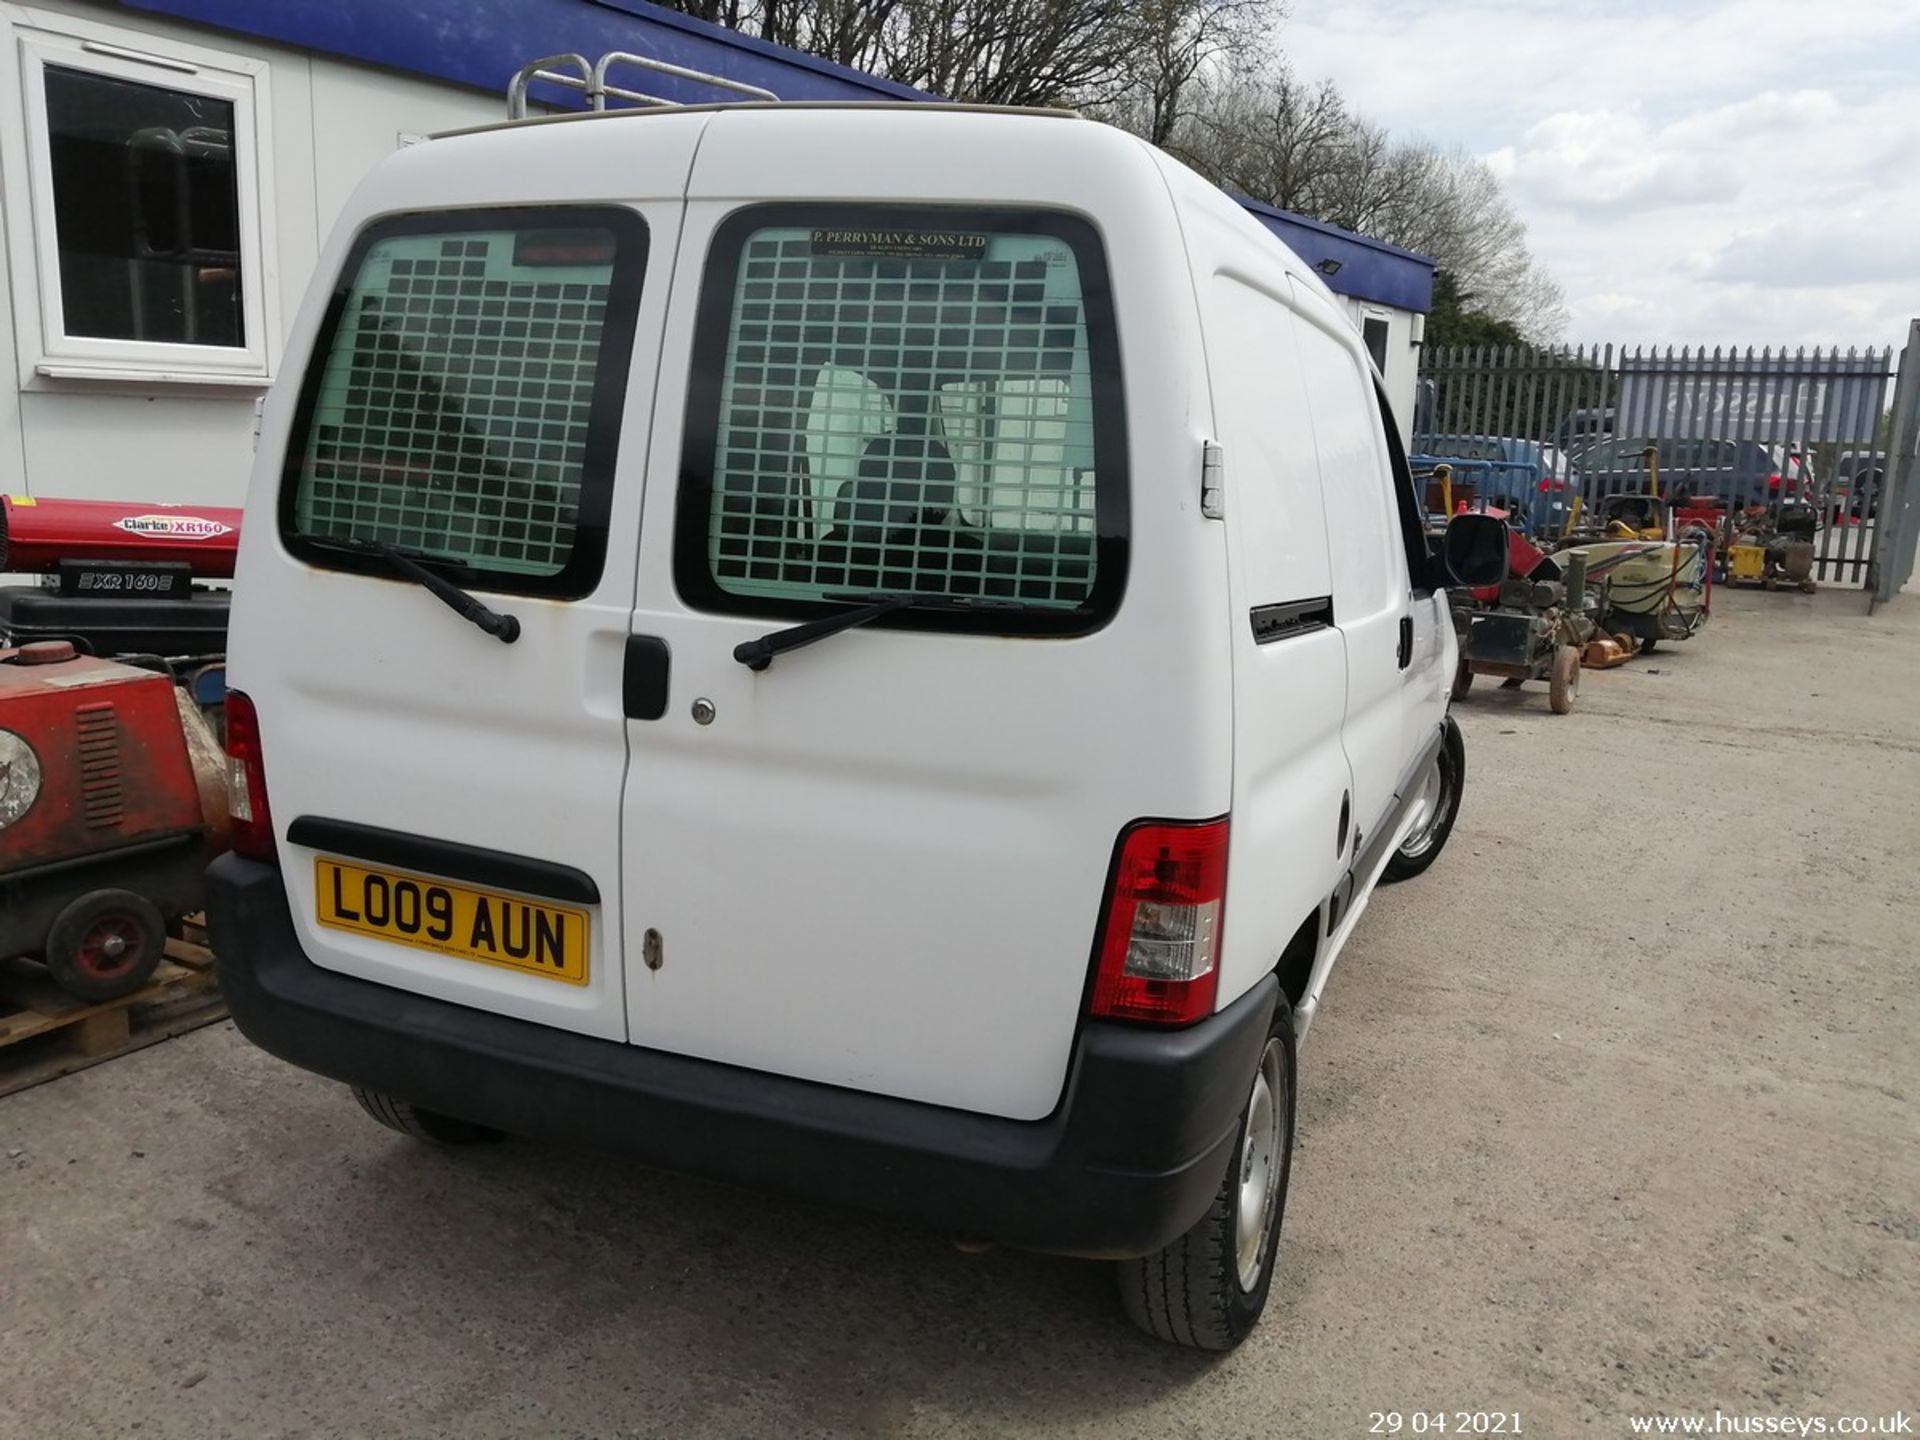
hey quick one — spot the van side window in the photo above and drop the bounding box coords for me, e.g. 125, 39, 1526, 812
279, 207, 649, 599
1372, 382, 1433, 593
675, 206, 1128, 634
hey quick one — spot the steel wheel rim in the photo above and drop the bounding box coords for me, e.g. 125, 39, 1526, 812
77, 916, 146, 982
1397, 752, 1454, 861
1234, 1038, 1287, 1292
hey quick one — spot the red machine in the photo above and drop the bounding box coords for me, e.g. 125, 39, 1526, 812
0, 495, 238, 658
0, 641, 228, 1000
1464, 506, 1549, 600
0, 495, 242, 576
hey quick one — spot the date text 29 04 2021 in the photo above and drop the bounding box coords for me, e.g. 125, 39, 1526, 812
1370, 1414, 1523, 1435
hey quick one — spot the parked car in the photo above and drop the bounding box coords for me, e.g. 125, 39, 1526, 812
1413, 433, 1572, 532
1568, 436, 1813, 510
208, 93, 1506, 1352
1829, 450, 1885, 518
1553, 406, 1616, 450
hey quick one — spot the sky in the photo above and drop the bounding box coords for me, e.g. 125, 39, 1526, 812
1275, 0, 1919, 350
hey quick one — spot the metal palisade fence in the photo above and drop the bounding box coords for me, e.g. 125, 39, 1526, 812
1415, 340, 1908, 587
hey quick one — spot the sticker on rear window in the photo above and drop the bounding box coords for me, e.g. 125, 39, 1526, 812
809, 229, 988, 261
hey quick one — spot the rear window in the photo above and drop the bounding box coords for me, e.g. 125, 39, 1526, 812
280, 207, 648, 599
674, 206, 1127, 634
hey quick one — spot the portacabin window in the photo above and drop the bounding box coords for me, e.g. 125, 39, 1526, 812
1361, 313, 1391, 376
4, 13, 273, 378
674, 205, 1129, 636
279, 208, 648, 600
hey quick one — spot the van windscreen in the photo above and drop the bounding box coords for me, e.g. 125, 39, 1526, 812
279, 207, 648, 599
675, 207, 1127, 634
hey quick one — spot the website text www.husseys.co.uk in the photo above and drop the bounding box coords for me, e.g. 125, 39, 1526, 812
1628, 1412, 1912, 1436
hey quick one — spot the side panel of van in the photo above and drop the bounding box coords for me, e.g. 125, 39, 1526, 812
1202, 269, 1351, 1008
612, 114, 1234, 1122
1288, 282, 1413, 851
233, 120, 710, 1042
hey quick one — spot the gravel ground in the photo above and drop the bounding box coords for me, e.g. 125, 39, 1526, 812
3, 587, 1916, 1440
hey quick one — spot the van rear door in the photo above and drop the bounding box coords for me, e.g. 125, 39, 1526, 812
253, 144, 694, 1043
615, 195, 1139, 1122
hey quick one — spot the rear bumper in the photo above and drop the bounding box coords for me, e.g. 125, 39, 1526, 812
208, 855, 1274, 1258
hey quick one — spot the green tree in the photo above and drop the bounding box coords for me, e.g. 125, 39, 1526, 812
1423, 271, 1525, 350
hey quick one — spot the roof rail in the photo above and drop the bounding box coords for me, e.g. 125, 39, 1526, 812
507, 51, 778, 119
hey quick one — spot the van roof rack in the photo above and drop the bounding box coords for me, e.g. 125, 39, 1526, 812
507, 52, 778, 120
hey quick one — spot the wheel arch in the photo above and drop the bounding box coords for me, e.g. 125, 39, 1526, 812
1271, 907, 1323, 1011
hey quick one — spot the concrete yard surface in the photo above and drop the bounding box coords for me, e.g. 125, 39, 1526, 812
3, 588, 1917, 1439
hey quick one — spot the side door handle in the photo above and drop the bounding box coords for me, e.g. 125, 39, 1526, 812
623, 635, 671, 721
1397, 614, 1413, 670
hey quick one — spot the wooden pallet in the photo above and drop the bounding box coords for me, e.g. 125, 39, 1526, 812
0, 928, 226, 1098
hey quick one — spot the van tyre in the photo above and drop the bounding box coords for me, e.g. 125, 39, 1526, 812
350, 1086, 501, 1145
43, 890, 166, 1003
1381, 716, 1465, 884
1118, 998, 1295, 1351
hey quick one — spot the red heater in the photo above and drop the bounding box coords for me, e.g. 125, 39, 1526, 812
0, 495, 239, 656
1, 495, 242, 576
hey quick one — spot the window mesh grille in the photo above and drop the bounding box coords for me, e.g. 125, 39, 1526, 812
293, 231, 613, 576
707, 229, 1101, 607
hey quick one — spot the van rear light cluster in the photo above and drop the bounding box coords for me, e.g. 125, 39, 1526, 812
224, 690, 275, 862
1089, 819, 1229, 1025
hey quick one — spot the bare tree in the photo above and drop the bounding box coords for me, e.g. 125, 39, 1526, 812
654, 0, 1564, 338
1105, 0, 1282, 147
1168, 61, 1566, 341
655, 0, 1282, 112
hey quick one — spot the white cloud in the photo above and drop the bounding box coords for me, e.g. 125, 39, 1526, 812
1276, 1, 1920, 347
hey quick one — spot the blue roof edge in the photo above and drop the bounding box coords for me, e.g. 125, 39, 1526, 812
1238, 197, 1436, 314
1236, 197, 1435, 266
111, 0, 929, 103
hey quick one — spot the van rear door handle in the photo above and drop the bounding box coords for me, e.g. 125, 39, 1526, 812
623, 635, 670, 721
1397, 615, 1413, 670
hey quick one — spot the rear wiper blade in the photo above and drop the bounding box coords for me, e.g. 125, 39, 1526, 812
733, 591, 1019, 672
306, 536, 520, 645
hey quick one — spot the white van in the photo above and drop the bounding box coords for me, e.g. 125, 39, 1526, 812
210, 87, 1504, 1351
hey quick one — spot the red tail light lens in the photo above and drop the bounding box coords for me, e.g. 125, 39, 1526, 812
1768, 473, 1782, 490
1089, 819, 1229, 1025
224, 689, 276, 862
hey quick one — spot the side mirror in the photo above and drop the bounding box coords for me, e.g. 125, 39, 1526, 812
1440, 512, 1509, 588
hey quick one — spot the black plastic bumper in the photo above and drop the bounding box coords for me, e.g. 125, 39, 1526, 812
208, 855, 1275, 1258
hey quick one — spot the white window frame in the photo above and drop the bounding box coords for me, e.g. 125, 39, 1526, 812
0, 6, 277, 384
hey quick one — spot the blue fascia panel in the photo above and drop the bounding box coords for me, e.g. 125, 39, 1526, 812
1239, 198, 1435, 314
111, 0, 929, 104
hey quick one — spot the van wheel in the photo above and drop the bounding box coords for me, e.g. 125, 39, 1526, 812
1381, 717, 1465, 884
350, 1086, 501, 1145
1118, 998, 1295, 1351
1549, 645, 1580, 715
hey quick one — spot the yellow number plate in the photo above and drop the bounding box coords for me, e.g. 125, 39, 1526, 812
315, 858, 589, 985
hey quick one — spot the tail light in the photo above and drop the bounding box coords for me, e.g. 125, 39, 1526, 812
1768, 473, 1782, 490
1089, 819, 1229, 1025
224, 689, 276, 861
